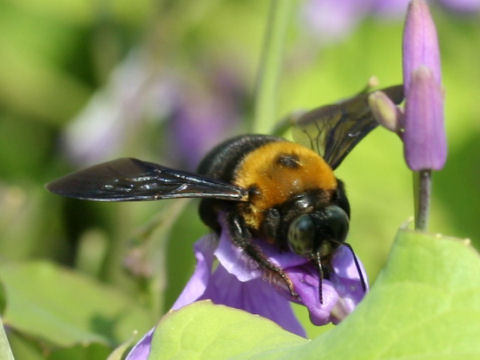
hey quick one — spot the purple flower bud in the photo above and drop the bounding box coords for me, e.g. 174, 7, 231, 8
403, 0, 441, 88
402, 0, 446, 171
404, 66, 446, 170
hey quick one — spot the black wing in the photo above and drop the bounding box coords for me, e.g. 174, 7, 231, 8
290, 85, 404, 169
47, 158, 248, 202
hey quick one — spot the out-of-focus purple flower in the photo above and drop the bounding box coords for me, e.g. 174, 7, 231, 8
62, 52, 244, 170
301, 0, 374, 42
168, 95, 237, 170
301, 0, 478, 49
63, 51, 177, 165
167, 66, 245, 170
126, 215, 368, 359
437, 0, 480, 13
371, 0, 410, 18
403, 0, 446, 170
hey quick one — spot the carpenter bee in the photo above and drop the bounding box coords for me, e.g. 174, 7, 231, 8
47, 85, 403, 303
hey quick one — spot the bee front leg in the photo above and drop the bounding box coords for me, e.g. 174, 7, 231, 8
225, 212, 298, 299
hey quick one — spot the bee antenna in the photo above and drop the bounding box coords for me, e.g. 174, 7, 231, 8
314, 251, 324, 304
341, 242, 368, 293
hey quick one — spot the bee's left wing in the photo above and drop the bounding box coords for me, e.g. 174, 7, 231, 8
289, 85, 404, 169
47, 158, 248, 202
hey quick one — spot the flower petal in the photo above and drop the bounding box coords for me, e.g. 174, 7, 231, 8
171, 234, 217, 310
214, 229, 262, 282
286, 264, 339, 326
200, 264, 306, 337
329, 245, 369, 322
285, 244, 369, 325
214, 216, 307, 283
125, 328, 154, 360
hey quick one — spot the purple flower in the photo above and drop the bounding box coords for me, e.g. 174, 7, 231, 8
168, 93, 238, 170
301, 0, 374, 42
126, 216, 368, 359
369, 0, 447, 171
371, 0, 410, 18
166, 65, 246, 171
403, 0, 446, 170
437, 0, 480, 13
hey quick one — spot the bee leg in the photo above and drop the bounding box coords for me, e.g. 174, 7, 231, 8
226, 212, 298, 298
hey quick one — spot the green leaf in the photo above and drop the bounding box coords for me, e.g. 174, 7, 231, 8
0, 281, 6, 315
47, 343, 111, 360
255, 230, 480, 360
149, 230, 480, 360
149, 301, 307, 359
0, 261, 152, 348
0, 318, 14, 360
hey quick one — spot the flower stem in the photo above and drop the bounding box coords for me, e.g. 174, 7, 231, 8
253, 0, 292, 134
413, 170, 432, 231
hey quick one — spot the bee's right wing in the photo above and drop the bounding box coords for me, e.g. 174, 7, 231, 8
47, 158, 249, 202
289, 85, 404, 169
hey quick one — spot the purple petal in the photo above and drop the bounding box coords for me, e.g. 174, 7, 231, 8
285, 244, 368, 325
214, 216, 307, 283
125, 328, 154, 360
170, 229, 306, 335
200, 264, 306, 337
286, 264, 339, 325
404, 66, 446, 170
171, 235, 217, 310
403, 0, 442, 88
329, 246, 369, 322
214, 229, 262, 282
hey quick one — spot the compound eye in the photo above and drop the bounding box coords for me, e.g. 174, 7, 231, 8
319, 205, 349, 244
288, 214, 315, 256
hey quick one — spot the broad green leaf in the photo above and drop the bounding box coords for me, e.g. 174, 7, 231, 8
149, 230, 480, 360
149, 301, 307, 359
0, 261, 152, 348
252, 230, 480, 360
0, 318, 14, 360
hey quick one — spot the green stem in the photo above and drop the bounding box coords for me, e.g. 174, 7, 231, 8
413, 170, 432, 231
253, 0, 292, 134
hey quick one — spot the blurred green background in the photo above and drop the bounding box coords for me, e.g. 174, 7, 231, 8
0, 0, 479, 358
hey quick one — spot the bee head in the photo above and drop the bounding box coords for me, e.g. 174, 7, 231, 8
286, 205, 349, 259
